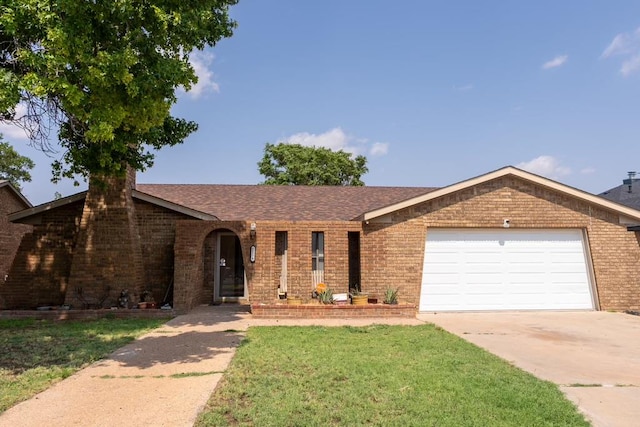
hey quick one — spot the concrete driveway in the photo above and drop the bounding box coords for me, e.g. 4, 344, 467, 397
419, 311, 640, 427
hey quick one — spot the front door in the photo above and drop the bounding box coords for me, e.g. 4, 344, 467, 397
216, 233, 246, 301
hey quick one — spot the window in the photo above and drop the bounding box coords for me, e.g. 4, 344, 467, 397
311, 232, 324, 271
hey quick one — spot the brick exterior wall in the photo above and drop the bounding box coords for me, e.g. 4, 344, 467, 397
361, 176, 640, 311
0, 187, 31, 281
254, 221, 362, 301
174, 221, 249, 312
173, 221, 362, 312
5, 174, 640, 313
1, 195, 189, 309
1, 200, 83, 309
65, 173, 146, 308
136, 200, 193, 305
0, 186, 31, 307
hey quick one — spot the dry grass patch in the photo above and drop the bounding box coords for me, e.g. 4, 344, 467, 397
0, 318, 165, 412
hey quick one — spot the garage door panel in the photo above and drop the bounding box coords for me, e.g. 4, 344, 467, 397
464, 264, 504, 274
507, 264, 546, 274
508, 271, 547, 287
550, 252, 585, 260
420, 229, 595, 312
466, 283, 506, 294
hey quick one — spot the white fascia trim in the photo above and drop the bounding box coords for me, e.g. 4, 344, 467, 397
363, 166, 640, 222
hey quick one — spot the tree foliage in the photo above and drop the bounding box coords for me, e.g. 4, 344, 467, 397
0, 136, 34, 191
258, 143, 368, 186
0, 1, 237, 182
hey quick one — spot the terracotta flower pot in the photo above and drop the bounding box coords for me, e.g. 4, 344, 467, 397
287, 297, 302, 306
351, 294, 368, 305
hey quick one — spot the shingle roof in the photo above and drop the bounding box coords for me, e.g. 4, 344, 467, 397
599, 179, 640, 210
135, 184, 438, 221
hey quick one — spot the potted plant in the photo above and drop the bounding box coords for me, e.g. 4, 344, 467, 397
383, 287, 399, 305
350, 286, 368, 305
318, 287, 334, 304
287, 295, 303, 305
138, 290, 156, 309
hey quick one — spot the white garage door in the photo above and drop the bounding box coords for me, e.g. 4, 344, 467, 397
420, 229, 595, 312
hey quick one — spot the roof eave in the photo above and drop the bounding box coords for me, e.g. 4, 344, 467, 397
132, 190, 218, 220
9, 192, 87, 223
10, 189, 218, 223
363, 166, 640, 222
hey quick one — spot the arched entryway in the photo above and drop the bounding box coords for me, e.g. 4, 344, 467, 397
204, 228, 247, 303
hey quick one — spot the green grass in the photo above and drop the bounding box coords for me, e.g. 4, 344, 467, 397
0, 317, 165, 412
197, 324, 589, 427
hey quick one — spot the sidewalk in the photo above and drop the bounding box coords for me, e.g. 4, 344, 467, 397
0, 305, 423, 427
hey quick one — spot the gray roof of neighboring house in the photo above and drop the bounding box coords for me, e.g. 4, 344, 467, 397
599, 178, 640, 210
136, 184, 438, 221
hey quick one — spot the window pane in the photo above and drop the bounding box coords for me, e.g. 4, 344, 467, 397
312, 232, 324, 271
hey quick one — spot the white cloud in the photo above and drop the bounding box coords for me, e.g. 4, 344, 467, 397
454, 84, 474, 91
0, 103, 30, 141
285, 128, 350, 151
516, 155, 571, 179
602, 28, 640, 58
369, 142, 389, 156
542, 55, 568, 70
621, 54, 640, 76
601, 27, 640, 76
281, 127, 389, 157
183, 51, 220, 99
580, 167, 596, 175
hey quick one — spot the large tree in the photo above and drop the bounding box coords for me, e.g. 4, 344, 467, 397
0, 136, 34, 191
0, 1, 237, 182
0, 2, 238, 308
258, 142, 368, 186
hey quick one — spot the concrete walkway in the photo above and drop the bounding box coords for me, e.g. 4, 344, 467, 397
420, 311, 640, 427
0, 305, 423, 427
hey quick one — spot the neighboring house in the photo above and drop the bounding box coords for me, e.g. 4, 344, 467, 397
3, 166, 640, 313
599, 172, 640, 210
0, 181, 32, 301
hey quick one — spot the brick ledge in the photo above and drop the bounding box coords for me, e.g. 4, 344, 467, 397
251, 303, 416, 318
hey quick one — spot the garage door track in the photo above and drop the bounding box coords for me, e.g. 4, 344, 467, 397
420, 311, 640, 427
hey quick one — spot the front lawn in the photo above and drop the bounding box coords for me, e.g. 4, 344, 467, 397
197, 324, 588, 426
0, 317, 165, 412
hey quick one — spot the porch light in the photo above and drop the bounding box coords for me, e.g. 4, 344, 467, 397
250, 222, 257, 239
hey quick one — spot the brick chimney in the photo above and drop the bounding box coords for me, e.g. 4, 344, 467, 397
65, 167, 144, 308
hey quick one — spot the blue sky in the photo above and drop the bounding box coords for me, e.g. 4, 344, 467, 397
4, 0, 640, 205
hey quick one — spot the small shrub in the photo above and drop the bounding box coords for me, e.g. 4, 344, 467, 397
318, 288, 334, 304
384, 287, 399, 304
